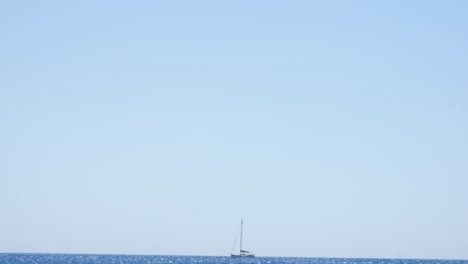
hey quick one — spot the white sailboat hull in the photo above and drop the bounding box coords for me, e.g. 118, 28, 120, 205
230, 253, 255, 258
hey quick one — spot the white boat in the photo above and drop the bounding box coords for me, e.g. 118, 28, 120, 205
230, 219, 255, 258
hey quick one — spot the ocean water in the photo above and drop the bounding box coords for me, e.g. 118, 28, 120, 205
0, 254, 466, 264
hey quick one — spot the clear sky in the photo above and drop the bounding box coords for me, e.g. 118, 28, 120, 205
1, 0, 467, 260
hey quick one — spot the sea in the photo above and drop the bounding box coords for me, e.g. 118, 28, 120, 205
0, 254, 467, 264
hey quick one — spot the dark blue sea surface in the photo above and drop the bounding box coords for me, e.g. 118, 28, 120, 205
0, 254, 466, 264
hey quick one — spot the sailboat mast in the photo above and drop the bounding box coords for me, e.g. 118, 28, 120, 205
240, 219, 243, 254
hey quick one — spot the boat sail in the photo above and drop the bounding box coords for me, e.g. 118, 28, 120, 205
230, 219, 255, 258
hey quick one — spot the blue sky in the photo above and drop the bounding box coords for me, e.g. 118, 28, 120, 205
1, 0, 468, 259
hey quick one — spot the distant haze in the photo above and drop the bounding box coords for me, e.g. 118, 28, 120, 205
1, 0, 467, 260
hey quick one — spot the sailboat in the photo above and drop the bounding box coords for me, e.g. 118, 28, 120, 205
230, 219, 255, 258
